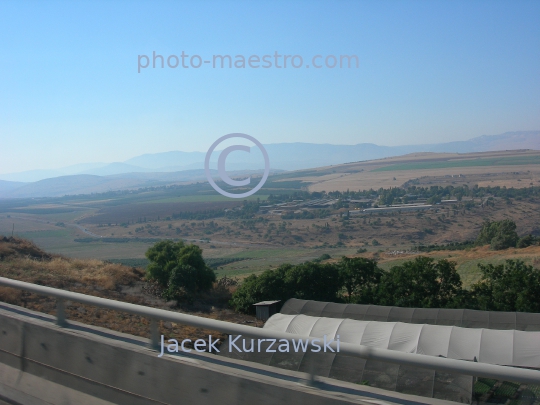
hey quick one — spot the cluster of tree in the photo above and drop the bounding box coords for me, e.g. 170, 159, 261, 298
226, 201, 261, 219
476, 220, 538, 250
230, 256, 540, 314
171, 201, 261, 221
128, 184, 540, 224
145, 240, 216, 301
269, 184, 540, 208
312, 253, 332, 263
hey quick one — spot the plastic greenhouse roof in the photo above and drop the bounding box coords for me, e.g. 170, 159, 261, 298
280, 298, 540, 331
263, 313, 540, 368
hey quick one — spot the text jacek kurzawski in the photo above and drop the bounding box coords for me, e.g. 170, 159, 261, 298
158, 334, 341, 357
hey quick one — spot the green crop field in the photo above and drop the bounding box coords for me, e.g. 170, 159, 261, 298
17, 229, 72, 239
373, 154, 540, 172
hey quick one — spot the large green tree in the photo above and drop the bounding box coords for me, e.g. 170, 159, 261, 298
229, 262, 343, 314
228, 265, 291, 313
145, 240, 215, 300
284, 262, 343, 302
338, 257, 382, 303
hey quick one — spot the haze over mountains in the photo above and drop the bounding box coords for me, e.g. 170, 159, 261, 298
1, 131, 538, 199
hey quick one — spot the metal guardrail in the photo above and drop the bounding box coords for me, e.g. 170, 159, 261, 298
1, 276, 540, 385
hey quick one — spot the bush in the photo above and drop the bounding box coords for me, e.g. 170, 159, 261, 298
312, 253, 331, 263
517, 235, 536, 248
145, 240, 215, 300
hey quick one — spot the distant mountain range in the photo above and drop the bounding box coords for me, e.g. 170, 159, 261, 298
0, 131, 538, 198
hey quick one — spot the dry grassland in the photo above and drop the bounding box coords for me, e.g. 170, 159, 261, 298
0, 237, 256, 349
373, 245, 540, 287
308, 164, 540, 192
271, 150, 540, 192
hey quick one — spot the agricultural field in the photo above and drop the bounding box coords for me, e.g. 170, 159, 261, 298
288, 149, 540, 192
372, 154, 540, 172
1, 150, 539, 285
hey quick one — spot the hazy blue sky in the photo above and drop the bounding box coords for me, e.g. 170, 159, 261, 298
1, 0, 539, 174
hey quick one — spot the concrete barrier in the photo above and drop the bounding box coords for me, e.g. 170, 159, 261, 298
0, 302, 457, 405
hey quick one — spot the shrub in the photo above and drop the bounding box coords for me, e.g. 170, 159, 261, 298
517, 235, 536, 248
312, 253, 331, 263
145, 240, 215, 300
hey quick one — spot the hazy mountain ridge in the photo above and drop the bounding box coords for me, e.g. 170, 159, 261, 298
0, 180, 26, 193
1, 131, 538, 198
0, 169, 279, 198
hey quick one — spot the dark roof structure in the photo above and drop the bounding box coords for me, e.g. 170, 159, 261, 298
280, 298, 540, 331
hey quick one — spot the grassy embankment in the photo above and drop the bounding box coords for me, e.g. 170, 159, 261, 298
0, 237, 256, 347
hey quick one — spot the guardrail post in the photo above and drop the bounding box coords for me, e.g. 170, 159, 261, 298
150, 318, 159, 350
303, 359, 317, 387
56, 299, 67, 327
305, 369, 316, 387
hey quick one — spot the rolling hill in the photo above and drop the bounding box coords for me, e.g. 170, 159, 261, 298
1, 131, 538, 198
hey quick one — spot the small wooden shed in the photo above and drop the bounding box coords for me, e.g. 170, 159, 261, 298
253, 300, 280, 321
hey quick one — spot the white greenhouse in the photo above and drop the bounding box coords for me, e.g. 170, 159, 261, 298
220, 300, 540, 403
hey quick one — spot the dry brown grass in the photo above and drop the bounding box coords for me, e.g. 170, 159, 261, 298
0, 256, 142, 290
0, 236, 55, 260
375, 245, 540, 263
300, 150, 540, 192
0, 235, 142, 289
0, 286, 22, 305
370, 245, 540, 287
0, 237, 256, 345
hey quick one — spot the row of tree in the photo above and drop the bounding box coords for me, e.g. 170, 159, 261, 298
229, 256, 540, 314
143, 235, 540, 313
269, 184, 540, 207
